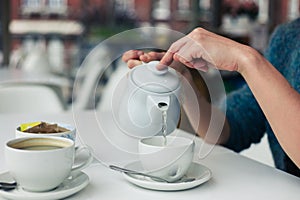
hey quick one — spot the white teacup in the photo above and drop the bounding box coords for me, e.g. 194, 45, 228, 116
138, 136, 195, 182
15, 122, 76, 141
5, 137, 93, 192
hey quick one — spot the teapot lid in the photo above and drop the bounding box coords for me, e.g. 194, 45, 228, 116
130, 61, 180, 93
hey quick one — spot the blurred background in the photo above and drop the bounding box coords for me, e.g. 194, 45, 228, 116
1, 0, 299, 90
1, 0, 299, 69
0, 0, 299, 166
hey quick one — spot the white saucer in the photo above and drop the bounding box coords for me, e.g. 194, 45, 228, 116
0, 171, 89, 200
122, 161, 212, 191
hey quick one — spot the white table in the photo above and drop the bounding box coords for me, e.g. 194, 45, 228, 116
0, 110, 299, 200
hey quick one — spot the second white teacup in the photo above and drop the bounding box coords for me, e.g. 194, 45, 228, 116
138, 136, 195, 182
5, 136, 93, 192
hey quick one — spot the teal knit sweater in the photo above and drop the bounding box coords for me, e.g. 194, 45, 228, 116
223, 18, 300, 177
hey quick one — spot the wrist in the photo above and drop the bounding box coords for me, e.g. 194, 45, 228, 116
237, 46, 265, 77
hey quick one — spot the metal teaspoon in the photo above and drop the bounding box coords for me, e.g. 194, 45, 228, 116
109, 165, 196, 183
0, 181, 17, 191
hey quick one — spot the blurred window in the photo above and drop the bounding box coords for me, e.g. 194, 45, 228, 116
48, 0, 66, 8
152, 0, 171, 20
199, 0, 211, 10
21, 0, 44, 14
23, 0, 42, 8
47, 0, 67, 16
115, 0, 135, 11
178, 0, 190, 11
288, 0, 300, 20
175, 0, 192, 20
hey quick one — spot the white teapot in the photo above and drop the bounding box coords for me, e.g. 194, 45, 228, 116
116, 61, 181, 138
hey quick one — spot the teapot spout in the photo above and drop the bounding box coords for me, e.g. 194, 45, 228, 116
158, 102, 169, 111
147, 96, 170, 112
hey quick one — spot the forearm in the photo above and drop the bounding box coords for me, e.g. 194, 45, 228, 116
239, 47, 300, 167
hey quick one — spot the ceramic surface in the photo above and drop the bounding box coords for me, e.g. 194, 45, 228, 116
0, 171, 89, 200
139, 136, 195, 182
5, 137, 92, 192
123, 161, 211, 191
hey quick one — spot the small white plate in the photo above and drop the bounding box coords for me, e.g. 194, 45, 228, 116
122, 161, 212, 191
0, 171, 89, 200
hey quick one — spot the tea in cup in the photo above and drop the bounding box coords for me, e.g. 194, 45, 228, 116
5, 136, 93, 192
138, 136, 195, 182
15, 122, 76, 141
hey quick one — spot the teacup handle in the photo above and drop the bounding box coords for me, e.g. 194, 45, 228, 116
71, 146, 94, 173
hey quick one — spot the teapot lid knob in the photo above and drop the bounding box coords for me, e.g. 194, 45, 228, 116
146, 61, 168, 75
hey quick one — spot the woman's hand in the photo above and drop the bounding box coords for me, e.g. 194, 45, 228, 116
158, 28, 255, 74
122, 50, 165, 68
122, 50, 193, 80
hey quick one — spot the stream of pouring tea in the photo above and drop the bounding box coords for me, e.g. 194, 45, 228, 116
158, 103, 168, 146
162, 110, 167, 145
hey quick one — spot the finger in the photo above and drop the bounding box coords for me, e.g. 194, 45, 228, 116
139, 54, 148, 62
139, 52, 165, 63
174, 37, 213, 71
127, 59, 142, 69
171, 41, 195, 68
192, 58, 209, 71
159, 37, 188, 69
197, 64, 209, 72
193, 60, 209, 72
122, 50, 144, 62
140, 54, 153, 63
173, 53, 193, 68
157, 50, 174, 70
174, 53, 209, 72
147, 52, 166, 60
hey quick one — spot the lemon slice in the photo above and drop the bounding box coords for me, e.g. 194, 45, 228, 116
20, 122, 42, 131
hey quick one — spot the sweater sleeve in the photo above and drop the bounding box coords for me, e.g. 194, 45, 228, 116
264, 24, 287, 73
222, 84, 267, 152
